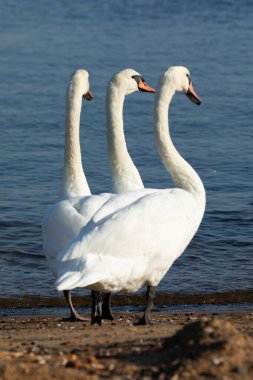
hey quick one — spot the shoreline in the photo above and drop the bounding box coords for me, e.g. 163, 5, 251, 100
1, 289, 252, 308
0, 311, 252, 379
1, 303, 253, 319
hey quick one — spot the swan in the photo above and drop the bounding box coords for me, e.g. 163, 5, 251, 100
43, 68, 156, 322
101, 69, 156, 320
43, 69, 94, 321
54, 66, 206, 325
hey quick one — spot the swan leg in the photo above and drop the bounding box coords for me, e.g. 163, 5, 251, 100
63, 290, 89, 322
102, 292, 114, 320
136, 285, 155, 325
91, 290, 103, 325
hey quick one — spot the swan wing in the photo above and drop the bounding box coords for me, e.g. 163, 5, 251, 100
43, 193, 112, 273
92, 188, 156, 223
55, 188, 202, 291
43, 189, 152, 273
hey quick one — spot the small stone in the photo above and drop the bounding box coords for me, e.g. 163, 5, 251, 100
108, 363, 116, 371
204, 326, 214, 335
37, 357, 46, 365
232, 366, 247, 374
151, 366, 159, 373
212, 357, 223, 366
186, 316, 196, 321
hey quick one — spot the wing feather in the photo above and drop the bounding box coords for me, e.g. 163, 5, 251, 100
55, 189, 203, 291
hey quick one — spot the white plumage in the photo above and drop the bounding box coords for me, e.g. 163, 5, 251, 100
55, 188, 200, 292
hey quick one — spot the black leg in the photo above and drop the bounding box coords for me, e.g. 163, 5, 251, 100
63, 290, 89, 322
136, 285, 156, 325
91, 290, 103, 325
102, 292, 114, 320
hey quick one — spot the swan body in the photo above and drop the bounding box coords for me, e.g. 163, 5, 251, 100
54, 66, 205, 324
55, 187, 201, 293
43, 68, 156, 321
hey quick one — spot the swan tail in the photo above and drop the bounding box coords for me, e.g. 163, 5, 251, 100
55, 254, 105, 291
56, 272, 83, 291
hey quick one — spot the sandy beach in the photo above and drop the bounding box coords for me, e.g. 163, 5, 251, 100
0, 311, 252, 379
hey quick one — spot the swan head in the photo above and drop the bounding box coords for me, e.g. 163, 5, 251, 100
110, 69, 156, 96
69, 69, 93, 101
163, 66, 201, 105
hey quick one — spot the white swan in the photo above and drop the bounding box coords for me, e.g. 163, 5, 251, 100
43, 68, 156, 322
102, 69, 156, 319
54, 66, 206, 325
43, 69, 94, 321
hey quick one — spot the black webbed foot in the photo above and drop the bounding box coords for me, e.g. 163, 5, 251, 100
134, 315, 152, 326
91, 315, 102, 325
134, 285, 155, 326
63, 290, 89, 322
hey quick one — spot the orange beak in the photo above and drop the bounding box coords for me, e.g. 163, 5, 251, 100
138, 79, 156, 93
83, 89, 93, 101
186, 82, 201, 105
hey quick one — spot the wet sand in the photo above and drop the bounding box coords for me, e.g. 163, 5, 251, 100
1, 289, 253, 309
0, 311, 253, 379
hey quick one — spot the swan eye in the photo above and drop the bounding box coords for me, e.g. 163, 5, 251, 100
186, 73, 191, 84
132, 75, 141, 84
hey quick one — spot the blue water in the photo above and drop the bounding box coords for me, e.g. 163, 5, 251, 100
0, 0, 252, 302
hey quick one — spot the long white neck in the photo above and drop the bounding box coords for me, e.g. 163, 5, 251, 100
154, 79, 205, 204
106, 82, 144, 193
61, 85, 90, 199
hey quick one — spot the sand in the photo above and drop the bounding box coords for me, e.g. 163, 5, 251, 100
0, 311, 253, 379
